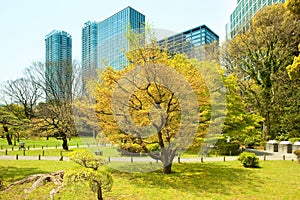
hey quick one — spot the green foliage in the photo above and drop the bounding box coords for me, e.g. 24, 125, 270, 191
289, 138, 300, 143
223, 74, 264, 144
225, 3, 300, 140
238, 152, 259, 168
244, 134, 263, 149
67, 149, 113, 199
213, 139, 240, 156
68, 149, 106, 170
64, 168, 113, 193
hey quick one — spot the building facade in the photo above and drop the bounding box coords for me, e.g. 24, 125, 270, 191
158, 25, 219, 60
82, 21, 98, 81
97, 6, 145, 70
45, 30, 72, 101
227, 0, 286, 39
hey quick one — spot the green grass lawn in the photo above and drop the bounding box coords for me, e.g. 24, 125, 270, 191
0, 137, 99, 150
0, 160, 299, 200
0, 146, 119, 158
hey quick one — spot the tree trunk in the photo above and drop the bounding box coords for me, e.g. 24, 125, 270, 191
61, 133, 68, 150
161, 147, 176, 174
263, 108, 271, 140
163, 163, 172, 174
97, 184, 103, 200
4, 126, 12, 145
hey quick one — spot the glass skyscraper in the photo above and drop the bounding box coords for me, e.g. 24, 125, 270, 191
45, 30, 72, 101
158, 25, 219, 60
97, 6, 145, 70
82, 21, 98, 81
81, 6, 145, 82
227, 0, 286, 39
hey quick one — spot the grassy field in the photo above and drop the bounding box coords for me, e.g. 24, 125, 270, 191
0, 146, 119, 158
0, 160, 299, 199
0, 137, 99, 149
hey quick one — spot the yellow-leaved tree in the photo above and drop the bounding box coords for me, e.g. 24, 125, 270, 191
93, 31, 216, 174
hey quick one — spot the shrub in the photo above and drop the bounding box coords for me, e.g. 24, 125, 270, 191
294, 150, 300, 164
238, 152, 259, 168
213, 139, 240, 156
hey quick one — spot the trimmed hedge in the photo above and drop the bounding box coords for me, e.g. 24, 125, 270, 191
238, 152, 259, 168
210, 139, 240, 156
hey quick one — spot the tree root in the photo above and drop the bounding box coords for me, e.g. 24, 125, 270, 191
4, 170, 65, 198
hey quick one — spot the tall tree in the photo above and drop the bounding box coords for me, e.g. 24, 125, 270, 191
225, 3, 300, 139
24, 61, 82, 150
94, 41, 210, 174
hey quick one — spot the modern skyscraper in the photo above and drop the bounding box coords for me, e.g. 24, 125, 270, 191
97, 6, 145, 70
82, 21, 98, 82
45, 30, 72, 101
227, 0, 286, 40
158, 25, 219, 60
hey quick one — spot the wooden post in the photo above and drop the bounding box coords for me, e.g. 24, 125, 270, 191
283, 155, 285, 160
16, 154, 18, 160
108, 157, 110, 162
223, 156, 226, 162
38, 155, 41, 160
264, 154, 266, 161
27, 146, 30, 150
178, 156, 181, 163
5, 149, 8, 155
77, 143, 79, 148
201, 156, 204, 163
42, 150, 45, 156
23, 150, 26, 156
131, 157, 133, 163
11, 146, 14, 151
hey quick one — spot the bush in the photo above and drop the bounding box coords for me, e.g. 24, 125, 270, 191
290, 138, 300, 143
238, 152, 259, 168
294, 150, 300, 163
212, 139, 240, 156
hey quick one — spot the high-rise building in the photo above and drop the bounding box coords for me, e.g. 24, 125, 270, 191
97, 6, 145, 69
45, 30, 72, 101
227, 0, 286, 40
82, 21, 98, 81
158, 25, 219, 60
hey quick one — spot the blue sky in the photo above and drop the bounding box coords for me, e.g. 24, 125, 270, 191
0, 0, 236, 84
